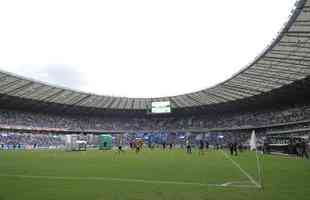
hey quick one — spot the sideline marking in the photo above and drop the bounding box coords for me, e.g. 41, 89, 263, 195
0, 174, 257, 188
221, 150, 261, 188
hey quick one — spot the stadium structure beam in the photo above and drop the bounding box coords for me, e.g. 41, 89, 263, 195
39, 89, 66, 102
233, 76, 281, 88
188, 92, 218, 104
253, 67, 309, 79
278, 44, 310, 50
185, 95, 204, 107
224, 83, 265, 93
261, 59, 310, 68
216, 86, 253, 98
0, 79, 22, 91
205, 91, 233, 102
228, 80, 272, 92
6, 82, 35, 96
264, 56, 310, 63
271, 49, 310, 54
209, 88, 244, 100
11, 84, 46, 98
4, 81, 32, 94
200, 90, 225, 103
268, 52, 310, 60
256, 62, 310, 73
242, 72, 295, 84
221, 84, 260, 96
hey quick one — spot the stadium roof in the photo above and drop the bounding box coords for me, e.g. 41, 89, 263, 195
0, 0, 309, 111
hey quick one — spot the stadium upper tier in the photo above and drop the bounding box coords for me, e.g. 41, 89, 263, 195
0, 0, 309, 111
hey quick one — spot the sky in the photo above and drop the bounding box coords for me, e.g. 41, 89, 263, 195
0, 0, 297, 98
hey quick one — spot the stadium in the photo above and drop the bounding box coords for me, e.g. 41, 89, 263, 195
0, 0, 310, 200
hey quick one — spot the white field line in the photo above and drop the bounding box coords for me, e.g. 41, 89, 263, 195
229, 181, 253, 184
255, 149, 263, 187
220, 150, 262, 188
0, 174, 257, 189
217, 183, 258, 188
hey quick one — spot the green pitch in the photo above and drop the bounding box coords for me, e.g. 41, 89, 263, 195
0, 149, 309, 200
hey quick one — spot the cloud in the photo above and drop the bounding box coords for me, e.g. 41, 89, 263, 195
38, 65, 85, 90
0, 0, 296, 97
4, 64, 86, 91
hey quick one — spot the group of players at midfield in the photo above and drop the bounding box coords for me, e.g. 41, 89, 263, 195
117, 139, 242, 156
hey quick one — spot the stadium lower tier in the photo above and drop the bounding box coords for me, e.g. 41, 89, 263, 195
2, 102, 310, 157
1, 103, 310, 132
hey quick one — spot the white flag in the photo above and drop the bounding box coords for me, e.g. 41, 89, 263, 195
250, 130, 257, 151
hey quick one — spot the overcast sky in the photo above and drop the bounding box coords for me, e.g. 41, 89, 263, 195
0, 0, 296, 98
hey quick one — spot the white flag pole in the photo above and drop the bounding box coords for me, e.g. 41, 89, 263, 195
253, 130, 264, 190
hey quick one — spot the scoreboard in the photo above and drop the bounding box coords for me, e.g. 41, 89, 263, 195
151, 101, 171, 114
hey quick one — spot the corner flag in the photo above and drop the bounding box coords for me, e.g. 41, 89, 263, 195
250, 130, 257, 151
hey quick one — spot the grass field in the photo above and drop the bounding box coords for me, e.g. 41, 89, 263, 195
0, 149, 309, 200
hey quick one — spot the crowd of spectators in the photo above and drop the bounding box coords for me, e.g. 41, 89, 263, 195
0, 132, 64, 148
1, 104, 310, 132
